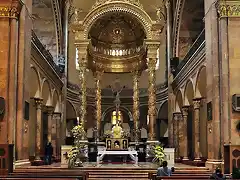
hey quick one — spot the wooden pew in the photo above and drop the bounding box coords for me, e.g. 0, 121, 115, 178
148, 172, 210, 180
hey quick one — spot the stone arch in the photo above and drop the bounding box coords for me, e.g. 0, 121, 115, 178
32, 0, 62, 58
195, 66, 206, 98
157, 101, 168, 142
184, 79, 194, 106
52, 89, 60, 112
173, 0, 204, 59
41, 79, 52, 106
102, 106, 133, 122
175, 89, 183, 112
29, 66, 41, 98
66, 100, 78, 144
82, 2, 153, 39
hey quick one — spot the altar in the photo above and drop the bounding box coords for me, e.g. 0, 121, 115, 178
97, 150, 138, 164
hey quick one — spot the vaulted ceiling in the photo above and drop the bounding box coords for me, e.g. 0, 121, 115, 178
178, 0, 204, 59
32, 0, 58, 59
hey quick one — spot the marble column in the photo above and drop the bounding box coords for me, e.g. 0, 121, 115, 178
76, 41, 89, 130
34, 98, 43, 160
46, 106, 54, 143
94, 70, 103, 139
193, 98, 202, 161
54, 113, 61, 159
173, 112, 182, 159
182, 106, 189, 160
132, 70, 141, 141
51, 113, 57, 158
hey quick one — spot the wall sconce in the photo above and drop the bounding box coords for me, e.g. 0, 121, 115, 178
209, 128, 212, 133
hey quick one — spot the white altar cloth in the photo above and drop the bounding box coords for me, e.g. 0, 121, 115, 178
97, 150, 138, 164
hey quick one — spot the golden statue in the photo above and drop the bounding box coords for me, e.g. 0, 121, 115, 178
112, 123, 123, 139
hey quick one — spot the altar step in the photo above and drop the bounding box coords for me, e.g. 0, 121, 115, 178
87, 171, 149, 180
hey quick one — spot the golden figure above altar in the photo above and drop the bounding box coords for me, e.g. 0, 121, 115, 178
112, 123, 123, 139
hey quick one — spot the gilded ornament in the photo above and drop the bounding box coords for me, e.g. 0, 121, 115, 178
0, 2, 22, 19
216, 1, 240, 18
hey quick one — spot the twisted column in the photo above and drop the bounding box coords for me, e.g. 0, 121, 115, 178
132, 70, 141, 141
34, 98, 43, 160
182, 106, 189, 160
77, 42, 89, 129
94, 70, 103, 138
173, 112, 182, 159
193, 98, 202, 161
147, 57, 157, 141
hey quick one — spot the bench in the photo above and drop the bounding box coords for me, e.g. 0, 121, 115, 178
148, 172, 210, 180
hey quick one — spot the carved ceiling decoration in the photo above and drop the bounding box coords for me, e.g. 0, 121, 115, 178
174, 0, 204, 58
32, 0, 62, 60
72, 0, 164, 73
89, 12, 145, 47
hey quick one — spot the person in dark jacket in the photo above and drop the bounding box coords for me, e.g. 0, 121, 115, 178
45, 142, 53, 165
209, 168, 226, 179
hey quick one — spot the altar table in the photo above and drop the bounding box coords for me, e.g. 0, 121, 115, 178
97, 150, 138, 164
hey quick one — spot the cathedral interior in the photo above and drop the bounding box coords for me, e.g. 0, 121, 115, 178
0, 0, 240, 177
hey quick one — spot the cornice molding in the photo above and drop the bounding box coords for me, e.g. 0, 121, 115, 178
216, 0, 240, 18
0, 0, 23, 19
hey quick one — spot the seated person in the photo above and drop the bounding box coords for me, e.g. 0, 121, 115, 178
157, 161, 172, 176
209, 168, 226, 179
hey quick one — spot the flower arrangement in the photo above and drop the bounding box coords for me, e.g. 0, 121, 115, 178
152, 144, 165, 165
65, 123, 88, 168
72, 123, 86, 141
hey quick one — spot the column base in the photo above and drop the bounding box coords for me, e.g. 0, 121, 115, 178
205, 159, 223, 172
182, 157, 189, 161
193, 158, 201, 162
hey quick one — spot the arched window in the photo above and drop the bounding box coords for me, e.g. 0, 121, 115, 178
111, 110, 123, 125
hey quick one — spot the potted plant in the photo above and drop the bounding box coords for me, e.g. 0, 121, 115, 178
152, 144, 165, 166
232, 167, 240, 179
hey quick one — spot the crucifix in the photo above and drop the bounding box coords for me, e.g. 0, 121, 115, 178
109, 77, 125, 125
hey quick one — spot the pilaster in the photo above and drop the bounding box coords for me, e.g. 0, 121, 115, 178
0, 0, 22, 147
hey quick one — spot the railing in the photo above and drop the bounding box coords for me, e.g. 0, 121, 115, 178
175, 29, 205, 75
67, 81, 167, 97
31, 31, 62, 77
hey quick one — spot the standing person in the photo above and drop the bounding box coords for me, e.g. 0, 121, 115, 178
157, 161, 172, 176
45, 142, 53, 165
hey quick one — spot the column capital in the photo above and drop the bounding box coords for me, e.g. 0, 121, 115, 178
173, 112, 182, 121
165, 0, 170, 9
46, 106, 54, 115
182, 106, 189, 117
93, 70, 104, 80
34, 98, 43, 110
193, 97, 202, 110
144, 40, 160, 58
216, 1, 240, 18
53, 112, 62, 120
0, 0, 23, 20
131, 69, 142, 77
